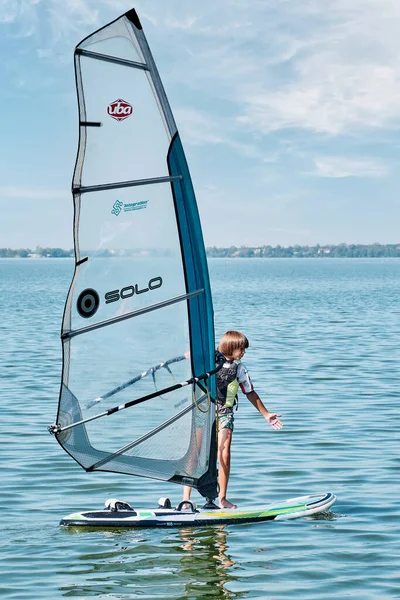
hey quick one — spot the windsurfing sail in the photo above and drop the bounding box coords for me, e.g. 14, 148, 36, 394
50, 8, 219, 500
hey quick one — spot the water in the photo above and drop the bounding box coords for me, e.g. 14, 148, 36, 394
1, 258, 399, 599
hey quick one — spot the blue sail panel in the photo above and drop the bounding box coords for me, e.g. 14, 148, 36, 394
168, 134, 215, 386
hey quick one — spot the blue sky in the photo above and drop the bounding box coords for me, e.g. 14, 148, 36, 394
1, 0, 400, 249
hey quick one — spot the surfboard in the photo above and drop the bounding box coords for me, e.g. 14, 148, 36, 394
60, 493, 336, 528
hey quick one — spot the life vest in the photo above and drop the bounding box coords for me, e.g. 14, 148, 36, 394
216, 358, 240, 414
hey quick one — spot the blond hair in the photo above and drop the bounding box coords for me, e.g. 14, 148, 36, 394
217, 330, 249, 357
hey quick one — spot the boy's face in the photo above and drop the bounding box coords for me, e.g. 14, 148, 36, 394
230, 347, 246, 361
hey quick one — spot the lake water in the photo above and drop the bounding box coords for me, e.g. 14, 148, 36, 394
1, 258, 399, 599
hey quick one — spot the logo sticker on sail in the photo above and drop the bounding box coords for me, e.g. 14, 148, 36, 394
77, 288, 100, 319
105, 277, 163, 304
107, 99, 133, 121
111, 199, 148, 216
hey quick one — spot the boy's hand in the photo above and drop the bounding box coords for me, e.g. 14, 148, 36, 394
246, 391, 284, 429
266, 412, 283, 430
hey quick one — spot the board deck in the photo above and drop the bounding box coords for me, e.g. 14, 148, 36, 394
60, 492, 336, 528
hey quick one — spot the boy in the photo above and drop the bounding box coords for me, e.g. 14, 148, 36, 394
183, 330, 283, 509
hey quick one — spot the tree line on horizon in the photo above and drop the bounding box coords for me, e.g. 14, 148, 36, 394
1, 243, 400, 259
0, 246, 74, 258
206, 243, 400, 258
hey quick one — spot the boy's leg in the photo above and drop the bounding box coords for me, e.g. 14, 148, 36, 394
217, 426, 237, 509
182, 485, 191, 501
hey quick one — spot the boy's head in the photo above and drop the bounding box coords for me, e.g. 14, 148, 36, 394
217, 330, 249, 358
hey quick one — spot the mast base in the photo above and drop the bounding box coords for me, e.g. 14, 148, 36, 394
202, 499, 220, 510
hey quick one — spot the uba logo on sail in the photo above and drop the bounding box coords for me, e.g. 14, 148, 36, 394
107, 99, 133, 121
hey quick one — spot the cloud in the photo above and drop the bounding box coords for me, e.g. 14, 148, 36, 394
236, 0, 400, 135
0, 0, 41, 35
176, 107, 273, 164
0, 0, 121, 42
176, 108, 224, 146
165, 15, 199, 31
239, 63, 400, 135
46, 0, 100, 43
131, 0, 400, 137
312, 156, 388, 178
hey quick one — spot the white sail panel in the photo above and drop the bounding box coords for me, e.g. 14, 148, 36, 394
66, 302, 191, 410
77, 182, 182, 251
79, 19, 144, 63
67, 183, 186, 333
77, 56, 170, 187
59, 384, 212, 481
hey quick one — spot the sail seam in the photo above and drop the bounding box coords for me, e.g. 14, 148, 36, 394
74, 175, 182, 195
62, 289, 205, 340
76, 48, 149, 71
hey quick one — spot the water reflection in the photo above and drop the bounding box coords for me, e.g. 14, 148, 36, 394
177, 526, 244, 599
57, 526, 245, 599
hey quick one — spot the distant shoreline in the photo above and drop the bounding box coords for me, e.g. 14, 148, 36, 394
2, 243, 400, 258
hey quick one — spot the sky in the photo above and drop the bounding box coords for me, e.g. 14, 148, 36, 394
1, 0, 400, 249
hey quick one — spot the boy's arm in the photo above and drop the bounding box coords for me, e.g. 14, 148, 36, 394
246, 391, 283, 430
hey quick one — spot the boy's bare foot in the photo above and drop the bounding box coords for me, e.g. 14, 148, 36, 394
219, 497, 238, 509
